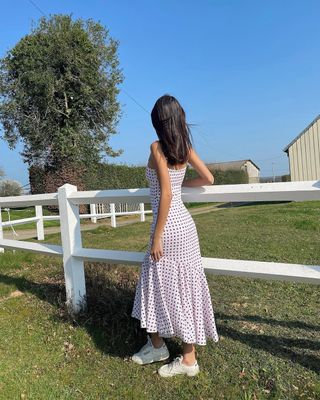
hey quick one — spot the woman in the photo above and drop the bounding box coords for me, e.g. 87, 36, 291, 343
131, 94, 219, 377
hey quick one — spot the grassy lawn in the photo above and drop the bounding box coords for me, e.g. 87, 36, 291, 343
0, 207, 61, 230
0, 200, 319, 399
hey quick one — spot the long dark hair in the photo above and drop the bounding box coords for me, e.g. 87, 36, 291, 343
151, 94, 194, 165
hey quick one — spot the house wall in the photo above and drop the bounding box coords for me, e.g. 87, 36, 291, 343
242, 161, 260, 183
288, 119, 320, 181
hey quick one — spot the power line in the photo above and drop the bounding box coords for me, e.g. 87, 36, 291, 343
190, 125, 244, 160
120, 89, 279, 163
23, 0, 289, 167
122, 88, 150, 114
120, 90, 290, 164
26, 0, 47, 16
255, 154, 287, 162
128, 92, 271, 162
121, 89, 250, 160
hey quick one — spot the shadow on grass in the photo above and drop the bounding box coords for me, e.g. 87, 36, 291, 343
219, 324, 320, 374
221, 312, 320, 332
0, 264, 184, 359
0, 266, 319, 374
218, 313, 320, 374
216, 201, 292, 209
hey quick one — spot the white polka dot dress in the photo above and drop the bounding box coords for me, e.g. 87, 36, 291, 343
131, 165, 219, 345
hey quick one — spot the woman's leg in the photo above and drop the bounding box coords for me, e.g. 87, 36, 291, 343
150, 332, 165, 348
182, 342, 197, 365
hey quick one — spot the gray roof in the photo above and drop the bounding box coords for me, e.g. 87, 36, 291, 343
190, 159, 260, 171
283, 114, 320, 153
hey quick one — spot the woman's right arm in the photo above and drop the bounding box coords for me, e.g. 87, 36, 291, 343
183, 147, 214, 187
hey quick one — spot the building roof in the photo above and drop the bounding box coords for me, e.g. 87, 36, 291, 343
190, 159, 260, 171
283, 114, 320, 153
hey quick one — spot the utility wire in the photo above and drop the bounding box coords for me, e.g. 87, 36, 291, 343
121, 89, 282, 163
27, 0, 47, 16
121, 88, 150, 114
254, 154, 286, 162
122, 89, 284, 164
25, 0, 285, 167
121, 89, 248, 160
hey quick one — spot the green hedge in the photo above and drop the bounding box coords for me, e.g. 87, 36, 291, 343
187, 167, 249, 185
29, 162, 250, 195
281, 174, 291, 182
82, 163, 149, 190
82, 163, 249, 190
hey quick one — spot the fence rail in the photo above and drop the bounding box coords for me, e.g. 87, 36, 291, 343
0, 202, 152, 239
0, 179, 320, 315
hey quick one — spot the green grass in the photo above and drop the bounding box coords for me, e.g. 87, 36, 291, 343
0, 200, 319, 399
1, 207, 61, 230
183, 201, 224, 209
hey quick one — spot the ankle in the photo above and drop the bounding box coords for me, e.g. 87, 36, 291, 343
150, 336, 165, 349
181, 357, 197, 366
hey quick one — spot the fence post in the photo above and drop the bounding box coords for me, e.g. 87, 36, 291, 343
35, 205, 44, 240
0, 207, 4, 253
90, 203, 97, 223
57, 183, 87, 315
110, 203, 116, 227
139, 202, 145, 222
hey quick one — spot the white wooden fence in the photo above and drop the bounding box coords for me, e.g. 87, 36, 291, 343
0, 202, 151, 241
89, 202, 150, 225
0, 180, 319, 316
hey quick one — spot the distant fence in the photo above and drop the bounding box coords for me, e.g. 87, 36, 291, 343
0, 180, 319, 316
88, 202, 151, 225
0, 202, 152, 240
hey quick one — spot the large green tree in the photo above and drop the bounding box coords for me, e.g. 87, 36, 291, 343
0, 14, 124, 168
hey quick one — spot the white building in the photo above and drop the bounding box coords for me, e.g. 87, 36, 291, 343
195, 160, 260, 183
283, 115, 320, 181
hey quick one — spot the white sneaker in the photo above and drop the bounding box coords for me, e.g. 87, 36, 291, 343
158, 355, 200, 377
131, 336, 170, 365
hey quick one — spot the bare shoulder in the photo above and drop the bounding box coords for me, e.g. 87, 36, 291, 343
149, 140, 168, 171
150, 140, 160, 150
150, 140, 164, 157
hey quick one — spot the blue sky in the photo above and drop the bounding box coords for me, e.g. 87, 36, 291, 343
1, 0, 320, 185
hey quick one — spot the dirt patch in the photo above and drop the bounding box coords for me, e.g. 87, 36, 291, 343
10, 289, 24, 298
0, 289, 24, 302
